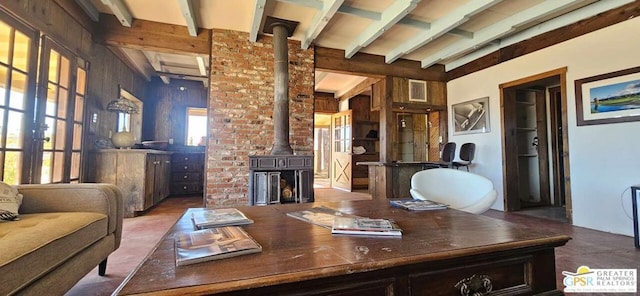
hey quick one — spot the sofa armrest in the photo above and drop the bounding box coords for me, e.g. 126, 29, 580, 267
16, 183, 124, 249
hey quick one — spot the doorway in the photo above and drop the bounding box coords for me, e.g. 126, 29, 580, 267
500, 68, 572, 222
313, 113, 331, 187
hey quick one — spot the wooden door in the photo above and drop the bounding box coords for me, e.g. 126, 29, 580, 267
144, 155, 155, 209
331, 110, 352, 191
156, 154, 171, 201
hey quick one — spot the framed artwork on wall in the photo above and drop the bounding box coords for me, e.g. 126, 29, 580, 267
575, 66, 640, 126
452, 97, 490, 135
408, 79, 427, 102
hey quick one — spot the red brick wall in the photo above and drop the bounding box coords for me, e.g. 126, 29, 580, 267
206, 29, 315, 207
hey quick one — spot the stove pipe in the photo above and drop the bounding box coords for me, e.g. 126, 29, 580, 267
270, 22, 293, 155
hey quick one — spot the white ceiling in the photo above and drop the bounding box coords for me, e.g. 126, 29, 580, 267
79, 0, 633, 96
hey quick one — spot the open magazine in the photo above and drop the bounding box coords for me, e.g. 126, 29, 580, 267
175, 226, 262, 266
286, 206, 360, 229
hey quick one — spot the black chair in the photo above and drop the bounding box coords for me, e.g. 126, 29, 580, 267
452, 143, 475, 171
421, 142, 456, 169
441, 142, 456, 165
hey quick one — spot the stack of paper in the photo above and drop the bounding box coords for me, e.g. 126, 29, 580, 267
331, 217, 402, 236
191, 208, 253, 229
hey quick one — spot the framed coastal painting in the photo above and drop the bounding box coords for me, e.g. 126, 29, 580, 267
575, 66, 640, 126
452, 97, 490, 135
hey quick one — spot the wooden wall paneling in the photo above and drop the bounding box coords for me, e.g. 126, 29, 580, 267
314, 92, 339, 113
350, 95, 370, 121
379, 77, 394, 163
428, 81, 447, 106
413, 114, 427, 161
371, 81, 382, 111
143, 78, 207, 144
392, 77, 409, 103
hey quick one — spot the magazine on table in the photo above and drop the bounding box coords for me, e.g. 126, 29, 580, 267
191, 208, 254, 229
331, 216, 402, 237
175, 226, 262, 266
389, 199, 449, 211
286, 206, 361, 229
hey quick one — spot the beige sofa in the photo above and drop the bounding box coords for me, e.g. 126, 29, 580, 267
0, 183, 123, 296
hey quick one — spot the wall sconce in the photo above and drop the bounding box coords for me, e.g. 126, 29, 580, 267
399, 106, 407, 128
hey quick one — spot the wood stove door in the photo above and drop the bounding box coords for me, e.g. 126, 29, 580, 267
331, 110, 352, 191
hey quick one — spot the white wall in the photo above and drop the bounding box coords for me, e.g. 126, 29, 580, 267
447, 17, 640, 236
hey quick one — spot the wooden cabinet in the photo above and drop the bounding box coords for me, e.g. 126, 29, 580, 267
515, 89, 549, 206
95, 149, 173, 217
170, 152, 204, 196
351, 95, 380, 190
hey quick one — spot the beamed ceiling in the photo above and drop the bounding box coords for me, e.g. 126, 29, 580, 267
76, 0, 637, 96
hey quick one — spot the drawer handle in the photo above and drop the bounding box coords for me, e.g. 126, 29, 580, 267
183, 175, 188, 179
183, 186, 188, 190
454, 274, 492, 296
184, 166, 189, 170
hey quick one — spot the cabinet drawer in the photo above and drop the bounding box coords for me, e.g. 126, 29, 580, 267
171, 183, 203, 195
172, 153, 204, 163
172, 172, 202, 181
172, 163, 202, 172
409, 256, 532, 295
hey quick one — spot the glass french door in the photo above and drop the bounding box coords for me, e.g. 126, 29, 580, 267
0, 13, 86, 185
32, 38, 86, 184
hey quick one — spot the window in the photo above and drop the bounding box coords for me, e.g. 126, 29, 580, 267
186, 107, 206, 146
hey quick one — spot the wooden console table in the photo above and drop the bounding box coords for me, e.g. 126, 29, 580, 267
113, 200, 570, 295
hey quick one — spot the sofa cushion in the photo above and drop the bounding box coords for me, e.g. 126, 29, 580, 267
0, 182, 22, 221
0, 212, 107, 295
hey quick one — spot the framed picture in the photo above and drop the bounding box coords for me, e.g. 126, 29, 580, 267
452, 97, 490, 135
575, 66, 640, 126
408, 79, 427, 102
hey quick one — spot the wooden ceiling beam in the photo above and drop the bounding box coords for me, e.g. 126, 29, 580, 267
302, 0, 344, 49
345, 0, 420, 58
100, 0, 132, 27
178, 0, 198, 37
338, 77, 380, 102
445, 0, 635, 71
447, 1, 640, 80
315, 47, 446, 81
386, 0, 503, 64
97, 14, 211, 55
249, 0, 267, 42
421, 0, 584, 68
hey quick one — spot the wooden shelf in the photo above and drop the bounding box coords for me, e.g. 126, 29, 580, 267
518, 154, 538, 157
517, 127, 537, 132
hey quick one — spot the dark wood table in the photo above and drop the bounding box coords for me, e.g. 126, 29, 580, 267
113, 200, 570, 295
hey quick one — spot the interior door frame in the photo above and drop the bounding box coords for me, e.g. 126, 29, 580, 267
330, 109, 353, 191
499, 67, 573, 221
